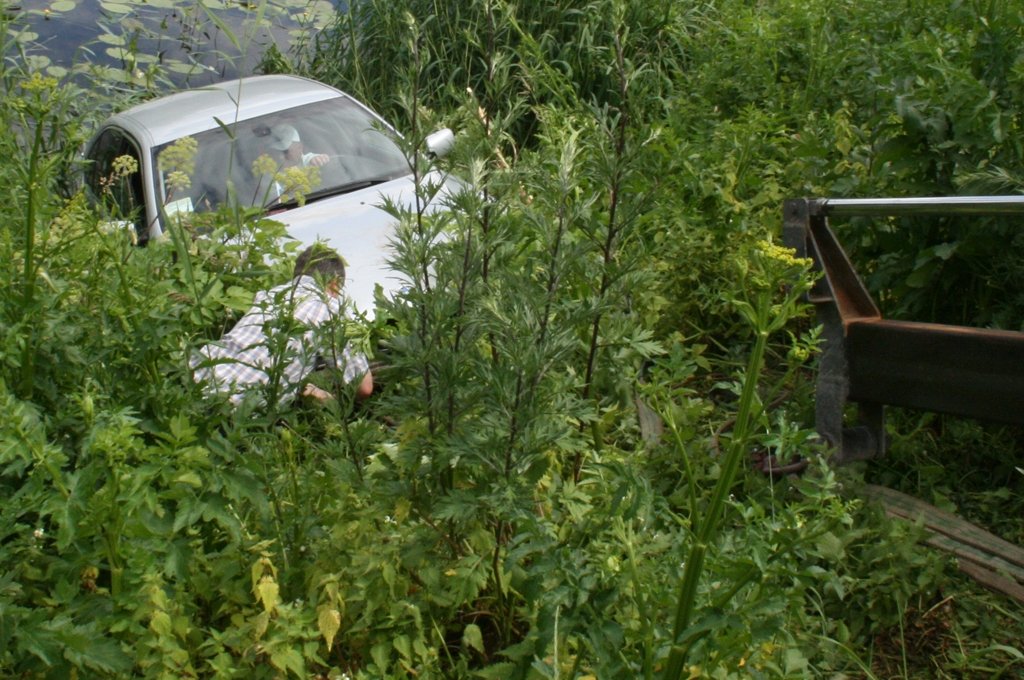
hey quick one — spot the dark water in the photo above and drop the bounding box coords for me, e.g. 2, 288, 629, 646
10, 1, 338, 87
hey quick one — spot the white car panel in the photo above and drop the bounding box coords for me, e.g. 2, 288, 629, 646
83, 74, 459, 318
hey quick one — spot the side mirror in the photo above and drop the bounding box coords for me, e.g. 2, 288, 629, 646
425, 128, 455, 159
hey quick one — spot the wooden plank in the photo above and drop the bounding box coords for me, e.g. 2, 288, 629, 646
864, 484, 1024, 570
922, 533, 1024, 583
957, 559, 1024, 605
864, 484, 1024, 602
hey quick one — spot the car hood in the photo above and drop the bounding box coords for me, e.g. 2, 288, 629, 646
269, 171, 460, 318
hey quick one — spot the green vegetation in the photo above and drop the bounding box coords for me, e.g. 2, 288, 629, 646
2, 0, 1023, 678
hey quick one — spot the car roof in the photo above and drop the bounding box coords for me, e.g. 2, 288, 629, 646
105, 74, 345, 147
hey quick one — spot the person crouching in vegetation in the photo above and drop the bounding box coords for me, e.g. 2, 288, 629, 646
190, 245, 373, 406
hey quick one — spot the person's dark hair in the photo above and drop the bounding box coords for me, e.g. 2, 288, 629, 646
294, 245, 345, 285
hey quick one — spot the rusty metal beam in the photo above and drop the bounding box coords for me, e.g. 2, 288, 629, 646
807, 214, 880, 324
847, 319, 1024, 424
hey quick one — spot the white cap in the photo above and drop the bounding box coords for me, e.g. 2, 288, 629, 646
269, 124, 300, 151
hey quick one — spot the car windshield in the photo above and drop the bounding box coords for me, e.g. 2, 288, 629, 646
152, 96, 411, 219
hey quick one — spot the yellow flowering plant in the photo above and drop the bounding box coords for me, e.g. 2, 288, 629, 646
662, 240, 818, 680
251, 153, 321, 207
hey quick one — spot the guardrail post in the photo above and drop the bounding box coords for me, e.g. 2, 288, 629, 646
782, 198, 809, 257
819, 312, 886, 465
784, 198, 885, 463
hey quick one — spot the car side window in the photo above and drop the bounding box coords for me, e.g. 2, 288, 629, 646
85, 128, 146, 240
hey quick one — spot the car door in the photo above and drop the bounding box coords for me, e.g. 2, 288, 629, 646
84, 127, 148, 241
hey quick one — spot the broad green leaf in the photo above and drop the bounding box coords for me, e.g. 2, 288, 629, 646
11, 30, 40, 43
104, 47, 132, 61
15, 623, 61, 666
905, 259, 938, 288
933, 242, 958, 260
463, 623, 484, 654
270, 647, 305, 676
99, 1, 132, 13
815, 531, 843, 558
370, 642, 389, 671
253, 611, 270, 640
475, 662, 518, 678
166, 60, 204, 74
784, 646, 809, 674
48, 619, 133, 674
318, 607, 341, 652
393, 634, 412, 660
174, 471, 202, 487
149, 610, 172, 637
97, 33, 126, 46
256, 576, 279, 613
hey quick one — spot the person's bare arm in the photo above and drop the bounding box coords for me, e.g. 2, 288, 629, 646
355, 370, 373, 400
302, 383, 334, 402
301, 370, 372, 402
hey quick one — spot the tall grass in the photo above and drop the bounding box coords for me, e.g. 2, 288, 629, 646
1, 0, 1022, 677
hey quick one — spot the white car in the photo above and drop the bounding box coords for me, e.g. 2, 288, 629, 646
82, 74, 457, 316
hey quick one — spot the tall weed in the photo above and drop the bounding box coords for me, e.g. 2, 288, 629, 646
2, 0, 1020, 677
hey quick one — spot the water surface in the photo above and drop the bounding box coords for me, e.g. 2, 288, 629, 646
9, 0, 338, 87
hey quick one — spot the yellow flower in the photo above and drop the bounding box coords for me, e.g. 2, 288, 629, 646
111, 154, 138, 178
160, 136, 197, 177
276, 165, 322, 206
788, 344, 811, 362
21, 73, 58, 94
756, 240, 812, 270
166, 170, 191, 192
252, 153, 279, 177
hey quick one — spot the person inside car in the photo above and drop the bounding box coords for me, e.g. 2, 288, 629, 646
268, 123, 330, 168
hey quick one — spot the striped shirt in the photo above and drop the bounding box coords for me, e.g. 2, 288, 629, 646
190, 275, 368, 406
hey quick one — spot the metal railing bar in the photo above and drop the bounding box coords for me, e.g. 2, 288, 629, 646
815, 195, 1024, 217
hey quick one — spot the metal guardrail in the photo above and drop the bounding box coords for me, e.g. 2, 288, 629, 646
817, 195, 1024, 217
783, 196, 1024, 464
